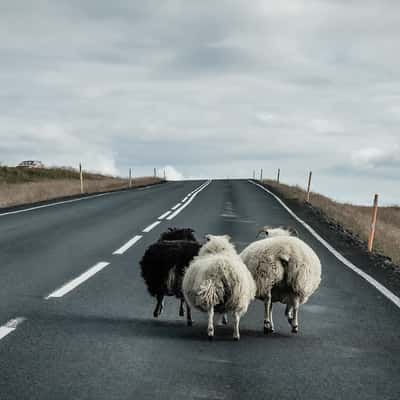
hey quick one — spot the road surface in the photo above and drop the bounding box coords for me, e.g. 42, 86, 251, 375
0, 179, 399, 400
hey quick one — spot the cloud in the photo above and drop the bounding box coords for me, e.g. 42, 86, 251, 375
1, 1, 400, 202
351, 146, 400, 169
163, 165, 185, 181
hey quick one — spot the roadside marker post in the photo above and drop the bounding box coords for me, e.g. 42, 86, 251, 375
368, 194, 379, 252
79, 163, 84, 194
129, 168, 132, 188
306, 171, 313, 203
260, 168, 263, 181
277, 168, 280, 184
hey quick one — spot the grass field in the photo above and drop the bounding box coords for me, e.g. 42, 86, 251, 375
261, 179, 400, 265
0, 167, 163, 208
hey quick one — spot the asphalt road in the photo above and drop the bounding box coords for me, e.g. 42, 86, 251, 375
1, 179, 399, 400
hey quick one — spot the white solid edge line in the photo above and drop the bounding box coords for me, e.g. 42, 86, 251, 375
167, 180, 211, 220
171, 203, 182, 210
0, 183, 165, 218
248, 180, 400, 310
45, 261, 110, 299
113, 235, 143, 255
0, 317, 26, 341
158, 210, 172, 220
142, 220, 162, 233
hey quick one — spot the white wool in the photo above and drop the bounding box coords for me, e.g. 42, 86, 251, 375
240, 236, 321, 304
183, 235, 256, 339
258, 226, 297, 239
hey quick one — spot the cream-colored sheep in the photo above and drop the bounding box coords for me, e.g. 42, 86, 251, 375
183, 235, 256, 341
257, 225, 299, 239
240, 233, 321, 334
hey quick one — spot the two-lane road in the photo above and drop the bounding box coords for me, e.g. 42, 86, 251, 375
1, 180, 399, 399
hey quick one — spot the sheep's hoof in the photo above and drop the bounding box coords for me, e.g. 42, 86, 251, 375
153, 310, 160, 318
264, 326, 274, 334
179, 309, 184, 317
208, 335, 214, 341
187, 320, 193, 327
233, 336, 240, 341
291, 326, 299, 334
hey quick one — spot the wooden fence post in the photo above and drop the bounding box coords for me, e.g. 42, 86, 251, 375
253, 170, 255, 180
368, 194, 379, 252
306, 171, 313, 203
277, 168, 280, 184
79, 163, 84, 194
154, 168, 156, 177
129, 168, 132, 188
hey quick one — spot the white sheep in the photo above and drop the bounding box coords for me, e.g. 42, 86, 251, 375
240, 228, 321, 334
183, 235, 256, 341
257, 225, 299, 239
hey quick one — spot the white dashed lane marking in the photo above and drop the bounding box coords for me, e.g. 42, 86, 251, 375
158, 211, 172, 220
0, 317, 26, 341
45, 262, 110, 299
113, 235, 143, 255
167, 180, 211, 220
142, 221, 162, 233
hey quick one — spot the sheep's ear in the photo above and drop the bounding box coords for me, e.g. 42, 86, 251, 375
224, 234, 232, 242
257, 226, 269, 238
286, 226, 299, 237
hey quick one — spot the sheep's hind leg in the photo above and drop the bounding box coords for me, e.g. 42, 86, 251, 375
233, 312, 241, 341
218, 313, 228, 325
179, 298, 185, 317
153, 294, 164, 318
207, 306, 215, 340
186, 303, 193, 327
289, 297, 300, 333
285, 304, 293, 319
264, 294, 274, 334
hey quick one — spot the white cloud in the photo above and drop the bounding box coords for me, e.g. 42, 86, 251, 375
1, 1, 400, 202
350, 146, 400, 168
163, 165, 185, 181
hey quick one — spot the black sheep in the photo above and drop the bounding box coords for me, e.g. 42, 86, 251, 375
157, 227, 197, 242
140, 228, 200, 325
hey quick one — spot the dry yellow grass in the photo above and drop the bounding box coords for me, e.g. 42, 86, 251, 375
262, 179, 400, 265
0, 176, 163, 208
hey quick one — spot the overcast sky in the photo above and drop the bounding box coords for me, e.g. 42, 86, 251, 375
1, 1, 399, 204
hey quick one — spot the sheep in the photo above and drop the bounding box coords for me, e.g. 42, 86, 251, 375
183, 235, 256, 341
240, 230, 321, 334
158, 227, 197, 242
257, 225, 299, 239
140, 227, 201, 325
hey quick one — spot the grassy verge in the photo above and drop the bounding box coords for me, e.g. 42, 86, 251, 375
261, 179, 400, 265
0, 167, 164, 208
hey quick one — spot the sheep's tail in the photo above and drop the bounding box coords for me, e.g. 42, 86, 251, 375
197, 279, 220, 309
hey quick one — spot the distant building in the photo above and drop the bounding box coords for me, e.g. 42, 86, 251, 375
17, 160, 45, 168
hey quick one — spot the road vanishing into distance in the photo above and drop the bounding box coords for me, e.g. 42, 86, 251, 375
1, 179, 399, 400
